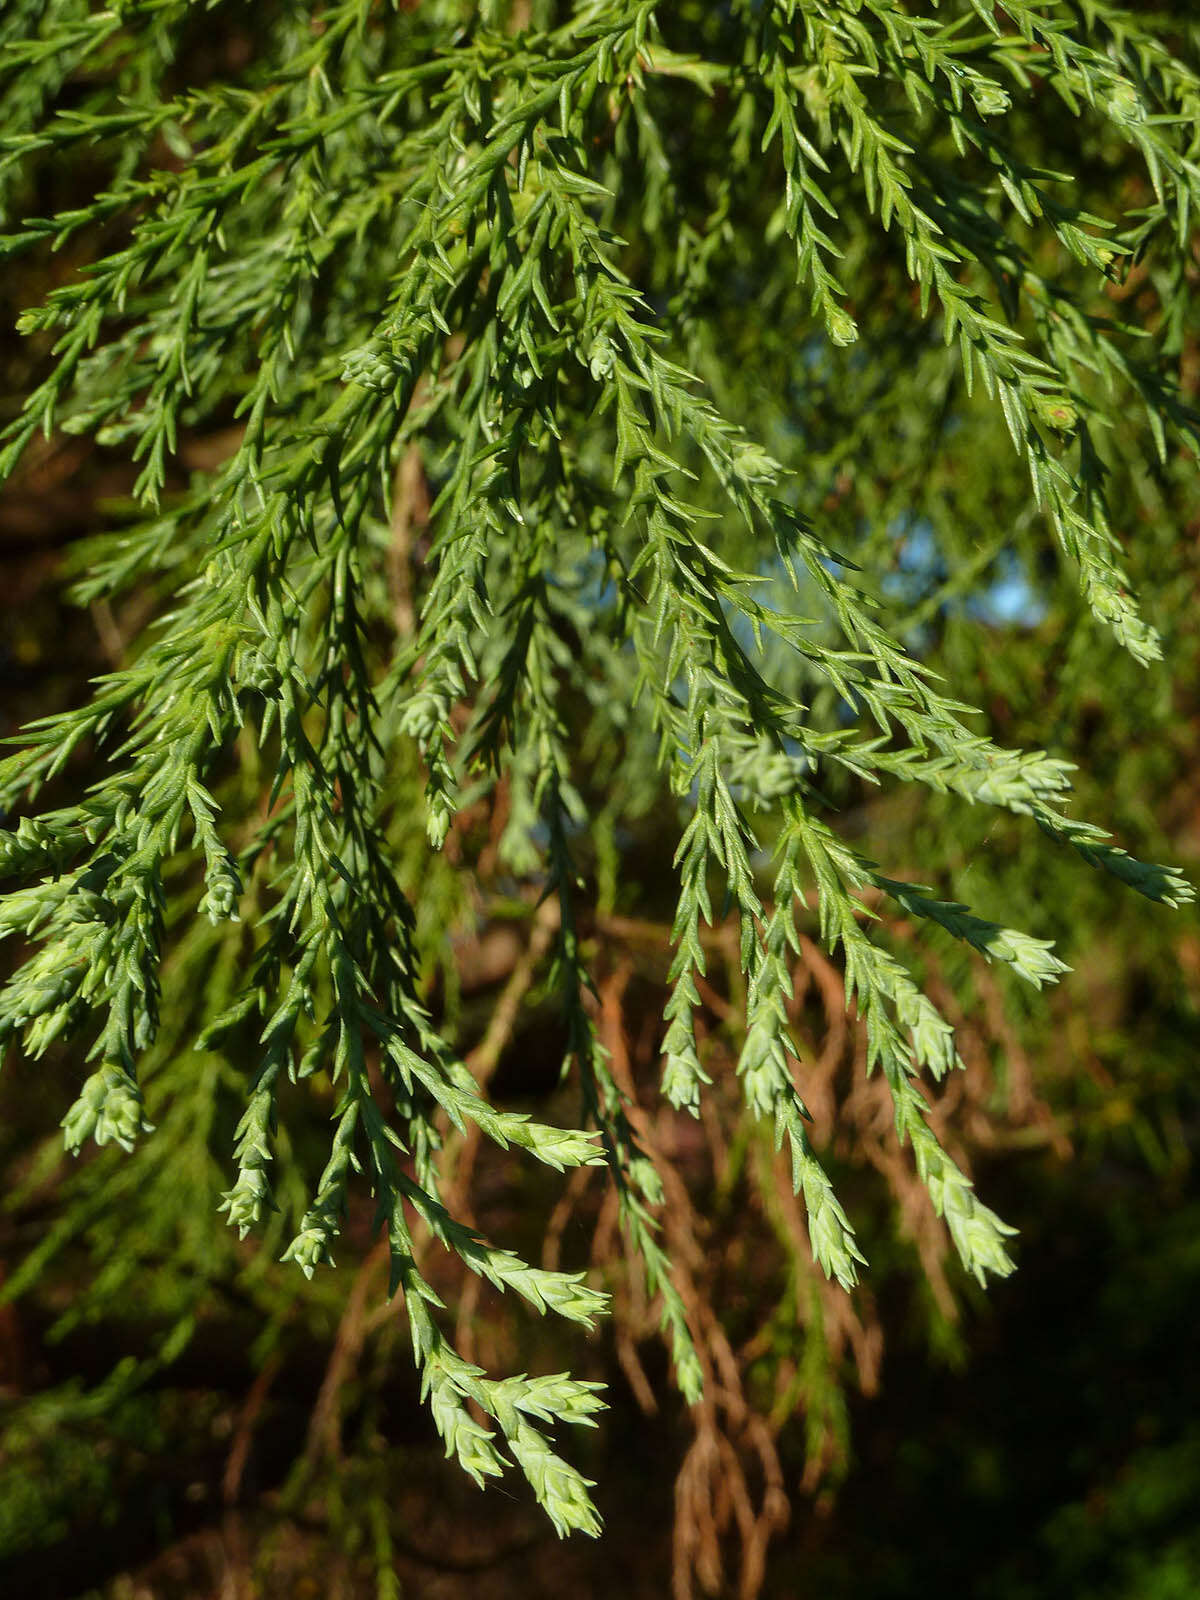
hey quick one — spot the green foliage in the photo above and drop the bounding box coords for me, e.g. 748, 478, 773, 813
0, 0, 1196, 1552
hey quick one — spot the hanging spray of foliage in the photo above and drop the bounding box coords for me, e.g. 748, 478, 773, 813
0, 0, 1196, 1569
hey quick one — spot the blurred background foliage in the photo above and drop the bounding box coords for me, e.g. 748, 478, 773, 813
1, 1, 1198, 1596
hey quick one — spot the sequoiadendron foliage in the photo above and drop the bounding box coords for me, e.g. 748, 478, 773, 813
0, 0, 1195, 1554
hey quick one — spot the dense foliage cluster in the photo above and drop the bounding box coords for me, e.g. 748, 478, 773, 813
0, 0, 1196, 1586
